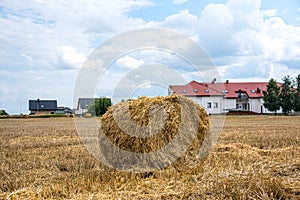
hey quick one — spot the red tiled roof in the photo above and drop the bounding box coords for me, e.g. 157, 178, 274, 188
169, 81, 270, 98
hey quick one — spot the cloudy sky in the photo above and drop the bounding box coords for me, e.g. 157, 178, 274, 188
0, 0, 300, 114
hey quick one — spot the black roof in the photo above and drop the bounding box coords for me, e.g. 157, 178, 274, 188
77, 98, 95, 109
29, 99, 57, 111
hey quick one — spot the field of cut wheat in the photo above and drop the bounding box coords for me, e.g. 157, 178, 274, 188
0, 116, 299, 199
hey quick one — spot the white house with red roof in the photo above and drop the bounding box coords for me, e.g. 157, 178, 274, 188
169, 80, 272, 114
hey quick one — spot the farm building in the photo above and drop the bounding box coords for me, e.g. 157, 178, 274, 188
56, 107, 73, 115
29, 99, 57, 115
75, 98, 95, 116
169, 80, 275, 114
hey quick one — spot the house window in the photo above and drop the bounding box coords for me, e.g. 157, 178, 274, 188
213, 102, 218, 108
207, 102, 212, 109
182, 89, 187, 93
242, 103, 247, 110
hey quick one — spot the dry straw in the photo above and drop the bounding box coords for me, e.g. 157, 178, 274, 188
99, 94, 210, 172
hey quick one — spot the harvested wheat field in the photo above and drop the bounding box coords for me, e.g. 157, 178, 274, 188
0, 115, 299, 199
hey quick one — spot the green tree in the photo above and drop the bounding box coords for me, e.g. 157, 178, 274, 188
0, 110, 8, 115
88, 98, 112, 117
294, 74, 300, 112
280, 75, 295, 115
263, 78, 280, 115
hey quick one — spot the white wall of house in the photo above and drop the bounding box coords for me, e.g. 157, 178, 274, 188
250, 98, 262, 113
190, 96, 224, 114
190, 96, 202, 106
224, 99, 236, 111
75, 108, 88, 115
191, 96, 238, 114
75, 108, 82, 115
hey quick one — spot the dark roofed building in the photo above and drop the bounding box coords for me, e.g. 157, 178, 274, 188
75, 98, 95, 116
29, 99, 57, 115
56, 106, 73, 115
77, 98, 94, 110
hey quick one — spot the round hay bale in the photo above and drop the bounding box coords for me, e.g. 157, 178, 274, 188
84, 113, 92, 118
99, 95, 210, 172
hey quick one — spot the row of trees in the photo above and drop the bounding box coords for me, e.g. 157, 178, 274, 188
263, 74, 300, 115
87, 97, 112, 116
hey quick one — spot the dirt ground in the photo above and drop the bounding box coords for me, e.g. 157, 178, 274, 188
0, 116, 299, 199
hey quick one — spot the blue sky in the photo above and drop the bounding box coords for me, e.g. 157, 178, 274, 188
0, 0, 300, 114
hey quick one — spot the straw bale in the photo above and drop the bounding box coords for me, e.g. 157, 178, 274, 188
99, 95, 210, 172
84, 113, 92, 118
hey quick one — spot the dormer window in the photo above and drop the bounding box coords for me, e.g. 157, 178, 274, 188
205, 89, 209, 93
182, 89, 187, 93
236, 91, 248, 100
194, 89, 198, 92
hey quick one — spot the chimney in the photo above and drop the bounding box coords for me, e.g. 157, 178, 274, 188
226, 80, 229, 84
257, 87, 261, 93
212, 78, 216, 84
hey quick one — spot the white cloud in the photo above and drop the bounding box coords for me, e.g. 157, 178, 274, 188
0, 87, 8, 96
116, 55, 145, 69
21, 54, 33, 63
199, 1, 299, 58
145, 10, 199, 41
200, 4, 233, 27
173, 0, 188, 5
198, 3, 234, 53
56, 45, 86, 69
226, 0, 263, 28
268, 63, 300, 81
259, 17, 300, 61
263, 9, 277, 17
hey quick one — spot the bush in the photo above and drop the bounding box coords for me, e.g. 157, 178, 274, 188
28, 114, 69, 118
0, 110, 8, 116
